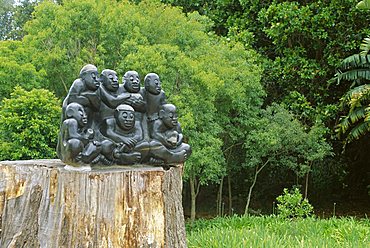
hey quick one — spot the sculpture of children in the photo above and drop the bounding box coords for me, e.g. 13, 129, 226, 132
149, 104, 191, 164
57, 102, 101, 164
57, 66, 191, 166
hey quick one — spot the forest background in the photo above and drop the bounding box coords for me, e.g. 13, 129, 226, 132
0, 0, 369, 221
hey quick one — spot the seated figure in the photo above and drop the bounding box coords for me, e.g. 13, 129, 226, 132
57, 102, 101, 164
149, 104, 191, 164
101, 104, 149, 165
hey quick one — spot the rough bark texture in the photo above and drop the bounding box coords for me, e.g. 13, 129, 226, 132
0, 159, 186, 248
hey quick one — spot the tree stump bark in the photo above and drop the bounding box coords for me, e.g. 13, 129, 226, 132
0, 159, 187, 248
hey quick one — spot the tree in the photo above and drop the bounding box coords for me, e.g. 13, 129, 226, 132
0, 86, 61, 160
243, 104, 331, 215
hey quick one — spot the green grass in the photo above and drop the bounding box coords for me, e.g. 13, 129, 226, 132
186, 215, 370, 247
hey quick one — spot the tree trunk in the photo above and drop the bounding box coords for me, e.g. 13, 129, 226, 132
244, 161, 268, 215
217, 176, 224, 216
227, 174, 232, 216
244, 171, 257, 216
304, 163, 312, 200
0, 159, 186, 248
189, 177, 196, 222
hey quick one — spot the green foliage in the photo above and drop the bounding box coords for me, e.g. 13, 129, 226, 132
186, 215, 370, 247
0, 40, 47, 100
256, 0, 370, 104
0, 86, 61, 160
244, 104, 332, 178
276, 188, 314, 219
164, 0, 370, 103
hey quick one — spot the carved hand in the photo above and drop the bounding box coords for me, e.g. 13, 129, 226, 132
121, 137, 137, 150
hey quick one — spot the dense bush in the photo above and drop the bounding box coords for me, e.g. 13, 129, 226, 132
0, 86, 61, 160
276, 188, 314, 219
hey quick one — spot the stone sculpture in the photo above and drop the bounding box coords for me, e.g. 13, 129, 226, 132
57, 64, 191, 166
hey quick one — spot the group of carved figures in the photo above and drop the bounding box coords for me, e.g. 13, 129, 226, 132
57, 64, 191, 166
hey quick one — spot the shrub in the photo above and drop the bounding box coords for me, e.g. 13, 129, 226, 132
0, 86, 61, 160
276, 188, 314, 219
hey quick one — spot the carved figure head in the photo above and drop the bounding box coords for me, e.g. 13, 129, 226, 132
123, 71, 140, 93
65, 102, 88, 127
160, 104, 178, 128
115, 104, 135, 130
80, 64, 99, 91
101, 69, 119, 92
144, 73, 161, 95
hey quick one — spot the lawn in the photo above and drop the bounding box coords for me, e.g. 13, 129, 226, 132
186, 215, 370, 247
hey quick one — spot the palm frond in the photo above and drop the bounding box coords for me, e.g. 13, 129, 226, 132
345, 121, 370, 142
336, 116, 351, 134
342, 84, 370, 107
330, 68, 370, 85
357, 0, 370, 10
348, 107, 366, 123
340, 54, 370, 70
360, 37, 370, 55
364, 106, 370, 121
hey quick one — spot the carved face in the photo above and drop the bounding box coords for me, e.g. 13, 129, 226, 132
117, 110, 135, 130
67, 103, 88, 127
162, 105, 178, 128
146, 75, 161, 95
82, 70, 100, 91
123, 71, 140, 93
102, 71, 119, 92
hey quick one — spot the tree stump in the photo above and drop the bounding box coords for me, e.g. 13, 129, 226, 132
0, 159, 187, 248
